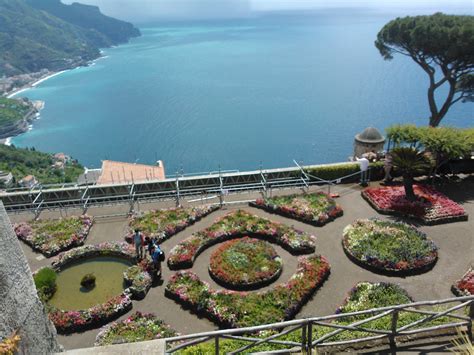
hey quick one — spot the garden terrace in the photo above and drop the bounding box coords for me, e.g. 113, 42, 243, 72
165, 255, 330, 328
125, 205, 219, 244
342, 219, 438, 275
250, 192, 343, 226
95, 312, 178, 346
14, 215, 93, 257
362, 184, 468, 225
167, 209, 316, 269
7, 176, 474, 352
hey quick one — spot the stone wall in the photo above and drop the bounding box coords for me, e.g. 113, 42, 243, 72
0, 202, 61, 353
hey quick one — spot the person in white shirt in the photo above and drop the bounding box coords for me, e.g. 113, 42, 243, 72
356, 157, 369, 186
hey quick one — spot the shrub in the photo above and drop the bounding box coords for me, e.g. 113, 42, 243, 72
305, 162, 385, 182
34, 267, 57, 301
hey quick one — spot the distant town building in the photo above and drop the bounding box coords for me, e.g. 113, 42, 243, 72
53, 152, 71, 164
96, 160, 166, 185
353, 127, 385, 159
19, 175, 38, 188
0, 171, 13, 186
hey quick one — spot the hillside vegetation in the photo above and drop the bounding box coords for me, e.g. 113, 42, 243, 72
0, 0, 140, 76
0, 97, 33, 126
0, 145, 84, 186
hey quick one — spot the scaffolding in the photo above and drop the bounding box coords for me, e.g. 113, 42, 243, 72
0, 161, 366, 215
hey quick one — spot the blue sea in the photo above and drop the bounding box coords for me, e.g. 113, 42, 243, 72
12, 9, 473, 173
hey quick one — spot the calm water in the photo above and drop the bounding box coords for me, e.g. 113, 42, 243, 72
49, 257, 131, 310
12, 10, 473, 173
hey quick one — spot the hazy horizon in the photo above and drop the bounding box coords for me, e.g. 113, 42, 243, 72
63, 0, 473, 23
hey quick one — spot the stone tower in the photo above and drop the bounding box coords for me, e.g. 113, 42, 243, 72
353, 127, 385, 158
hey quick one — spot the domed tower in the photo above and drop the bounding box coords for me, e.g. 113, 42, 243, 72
353, 127, 385, 158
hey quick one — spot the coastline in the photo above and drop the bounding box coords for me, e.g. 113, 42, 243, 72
6, 70, 69, 99
1, 53, 108, 145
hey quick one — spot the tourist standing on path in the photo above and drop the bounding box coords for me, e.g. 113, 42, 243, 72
357, 156, 370, 186
133, 229, 144, 260
151, 244, 164, 279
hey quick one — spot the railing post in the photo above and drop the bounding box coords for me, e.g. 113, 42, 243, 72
307, 321, 313, 353
468, 301, 473, 341
390, 309, 399, 349
215, 335, 219, 355
301, 322, 307, 354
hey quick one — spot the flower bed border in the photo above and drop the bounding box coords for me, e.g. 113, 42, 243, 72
451, 267, 473, 297
342, 219, 438, 276
249, 193, 343, 227
361, 186, 468, 226
14, 215, 94, 257
165, 255, 330, 328
168, 210, 316, 270
125, 205, 219, 244
47, 242, 153, 334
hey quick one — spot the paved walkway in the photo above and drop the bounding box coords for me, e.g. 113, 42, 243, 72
9, 177, 474, 351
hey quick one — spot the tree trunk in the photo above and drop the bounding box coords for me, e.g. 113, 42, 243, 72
402, 174, 416, 201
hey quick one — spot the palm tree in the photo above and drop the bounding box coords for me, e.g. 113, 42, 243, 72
391, 147, 432, 201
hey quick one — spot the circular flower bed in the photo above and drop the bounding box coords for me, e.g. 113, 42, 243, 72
209, 237, 282, 290
46, 242, 153, 333
342, 219, 438, 275
95, 311, 178, 346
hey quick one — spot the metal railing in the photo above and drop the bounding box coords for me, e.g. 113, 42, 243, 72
164, 296, 474, 354
0, 162, 367, 215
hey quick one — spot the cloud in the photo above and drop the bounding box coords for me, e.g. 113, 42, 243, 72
64, 0, 252, 22
63, 0, 473, 22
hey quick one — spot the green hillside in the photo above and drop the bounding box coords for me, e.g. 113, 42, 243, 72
27, 0, 141, 45
0, 144, 84, 186
0, 0, 140, 76
0, 97, 32, 126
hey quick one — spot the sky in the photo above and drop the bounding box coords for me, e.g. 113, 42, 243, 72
63, 0, 473, 22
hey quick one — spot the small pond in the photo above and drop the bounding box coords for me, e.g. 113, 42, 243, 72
48, 256, 132, 310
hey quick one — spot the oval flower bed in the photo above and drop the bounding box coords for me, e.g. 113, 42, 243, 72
451, 267, 474, 297
209, 237, 283, 290
362, 184, 467, 225
125, 205, 219, 244
342, 219, 438, 275
168, 210, 316, 270
14, 215, 93, 257
47, 242, 153, 333
166, 254, 330, 328
250, 192, 343, 226
95, 311, 178, 346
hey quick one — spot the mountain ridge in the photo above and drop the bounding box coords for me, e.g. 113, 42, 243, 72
0, 0, 140, 77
